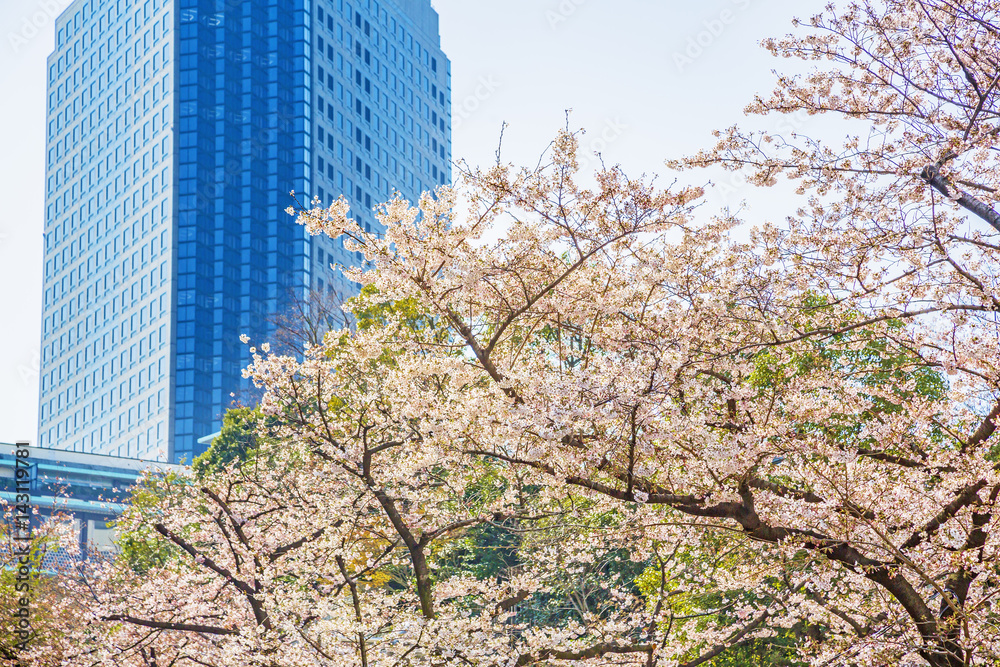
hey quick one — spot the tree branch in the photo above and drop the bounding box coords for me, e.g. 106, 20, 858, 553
102, 615, 238, 636
921, 163, 1000, 232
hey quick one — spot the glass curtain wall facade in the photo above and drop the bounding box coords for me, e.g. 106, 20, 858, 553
172, 0, 312, 462
39, 0, 450, 464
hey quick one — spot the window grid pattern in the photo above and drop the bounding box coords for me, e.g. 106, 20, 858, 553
40, 0, 175, 461
310, 0, 450, 299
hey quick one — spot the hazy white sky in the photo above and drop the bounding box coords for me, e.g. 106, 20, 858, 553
0, 0, 826, 446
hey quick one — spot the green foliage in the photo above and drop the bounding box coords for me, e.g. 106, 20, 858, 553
351, 284, 434, 333
437, 520, 521, 582
113, 473, 188, 575
517, 544, 649, 628
749, 296, 945, 403
192, 407, 271, 478
746, 295, 947, 457
436, 465, 521, 580
708, 638, 801, 667
633, 535, 805, 667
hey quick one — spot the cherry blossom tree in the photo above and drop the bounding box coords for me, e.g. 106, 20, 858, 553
0, 506, 79, 665
669, 1, 1000, 662
39, 146, 763, 666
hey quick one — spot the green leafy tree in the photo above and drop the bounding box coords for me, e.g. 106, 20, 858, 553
112, 472, 187, 574
192, 407, 272, 478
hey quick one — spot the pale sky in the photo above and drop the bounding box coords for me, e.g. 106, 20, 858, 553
0, 0, 826, 445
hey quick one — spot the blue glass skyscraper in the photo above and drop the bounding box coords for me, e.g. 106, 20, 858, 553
39, 0, 451, 463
